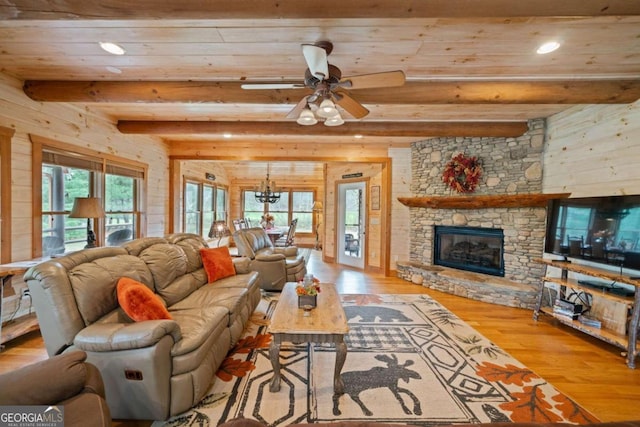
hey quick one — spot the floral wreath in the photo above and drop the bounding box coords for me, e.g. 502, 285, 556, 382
441, 153, 483, 193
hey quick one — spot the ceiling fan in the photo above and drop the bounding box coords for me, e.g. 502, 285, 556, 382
241, 41, 406, 125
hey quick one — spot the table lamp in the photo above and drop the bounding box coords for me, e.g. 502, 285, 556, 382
209, 220, 231, 247
69, 197, 106, 248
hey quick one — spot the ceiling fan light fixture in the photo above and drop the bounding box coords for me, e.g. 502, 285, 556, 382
536, 41, 560, 54
317, 99, 338, 118
296, 108, 318, 125
324, 113, 344, 127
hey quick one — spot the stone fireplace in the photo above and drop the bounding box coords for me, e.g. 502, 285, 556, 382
396, 119, 548, 309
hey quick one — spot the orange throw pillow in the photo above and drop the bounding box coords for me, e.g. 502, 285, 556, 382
117, 277, 172, 322
200, 246, 236, 282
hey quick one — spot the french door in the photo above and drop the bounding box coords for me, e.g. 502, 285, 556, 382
337, 181, 366, 269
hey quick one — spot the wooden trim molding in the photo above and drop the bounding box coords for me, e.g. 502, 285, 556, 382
0, 126, 15, 263
397, 193, 571, 209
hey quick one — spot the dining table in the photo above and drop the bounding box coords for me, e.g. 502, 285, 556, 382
265, 228, 285, 244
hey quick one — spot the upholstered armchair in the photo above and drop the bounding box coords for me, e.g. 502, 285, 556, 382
0, 351, 111, 427
233, 227, 307, 291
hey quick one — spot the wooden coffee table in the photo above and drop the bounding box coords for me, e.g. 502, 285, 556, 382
268, 282, 349, 394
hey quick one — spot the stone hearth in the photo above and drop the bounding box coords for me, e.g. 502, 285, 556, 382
398, 119, 547, 309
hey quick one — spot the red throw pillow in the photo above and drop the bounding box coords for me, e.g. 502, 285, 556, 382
200, 246, 236, 282
117, 277, 172, 322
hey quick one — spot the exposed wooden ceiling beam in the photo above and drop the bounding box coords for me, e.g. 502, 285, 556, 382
2, 0, 639, 20
117, 120, 528, 137
24, 80, 640, 105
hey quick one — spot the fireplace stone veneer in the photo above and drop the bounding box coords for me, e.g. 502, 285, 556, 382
397, 119, 547, 309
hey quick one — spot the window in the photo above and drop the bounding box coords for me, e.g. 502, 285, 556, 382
105, 165, 141, 246
184, 181, 201, 234
266, 192, 290, 227
292, 191, 314, 233
183, 180, 228, 239
38, 144, 145, 256
242, 191, 265, 227
216, 187, 228, 221
242, 189, 314, 233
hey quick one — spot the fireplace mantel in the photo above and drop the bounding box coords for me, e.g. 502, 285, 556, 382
397, 193, 570, 209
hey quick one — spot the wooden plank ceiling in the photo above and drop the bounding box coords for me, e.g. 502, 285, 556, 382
1, 0, 640, 177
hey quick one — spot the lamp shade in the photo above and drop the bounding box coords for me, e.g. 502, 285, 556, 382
312, 201, 324, 211
69, 197, 106, 218
317, 99, 338, 118
324, 113, 344, 126
296, 108, 318, 125
209, 220, 230, 239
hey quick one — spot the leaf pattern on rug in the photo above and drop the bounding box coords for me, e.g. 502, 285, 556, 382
153, 294, 598, 427
453, 334, 508, 359
195, 392, 231, 410
476, 362, 540, 386
216, 357, 255, 381
162, 414, 192, 427
427, 307, 463, 328
499, 384, 564, 422
341, 294, 384, 305
553, 392, 599, 423
162, 409, 211, 427
230, 333, 272, 354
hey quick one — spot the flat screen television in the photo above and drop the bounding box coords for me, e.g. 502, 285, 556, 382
545, 194, 640, 272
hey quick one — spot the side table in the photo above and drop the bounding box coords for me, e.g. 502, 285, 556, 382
0, 259, 46, 349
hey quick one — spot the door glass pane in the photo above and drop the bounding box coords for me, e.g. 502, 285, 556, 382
344, 188, 362, 258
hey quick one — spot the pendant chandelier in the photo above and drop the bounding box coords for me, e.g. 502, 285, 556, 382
255, 164, 281, 204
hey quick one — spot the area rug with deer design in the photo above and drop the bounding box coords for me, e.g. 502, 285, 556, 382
155, 293, 598, 427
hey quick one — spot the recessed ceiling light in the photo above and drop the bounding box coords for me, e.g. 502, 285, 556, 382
354, 134, 363, 139
536, 41, 560, 55
99, 42, 126, 55
223, 133, 232, 138
106, 66, 122, 74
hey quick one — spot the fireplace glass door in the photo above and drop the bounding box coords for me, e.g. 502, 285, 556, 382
434, 226, 505, 276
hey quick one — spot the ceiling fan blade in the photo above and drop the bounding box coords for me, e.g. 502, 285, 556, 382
302, 44, 329, 80
334, 91, 369, 119
241, 83, 305, 90
339, 70, 406, 90
286, 96, 310, 119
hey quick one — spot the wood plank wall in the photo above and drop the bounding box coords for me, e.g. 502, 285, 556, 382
389, 147, 411, 272
0, 72, 170, 261
543, 100, 640, 198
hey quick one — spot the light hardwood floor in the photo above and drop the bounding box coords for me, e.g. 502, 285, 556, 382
1, 249, 639, 425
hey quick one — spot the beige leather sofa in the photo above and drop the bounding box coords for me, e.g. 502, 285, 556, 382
233, 227, 307, 291
24, 233, 261, 421
0, 350, 110, 427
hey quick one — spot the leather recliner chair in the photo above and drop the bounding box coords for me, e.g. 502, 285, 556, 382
233, 227, 307, 291
0, 351, 111, 427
